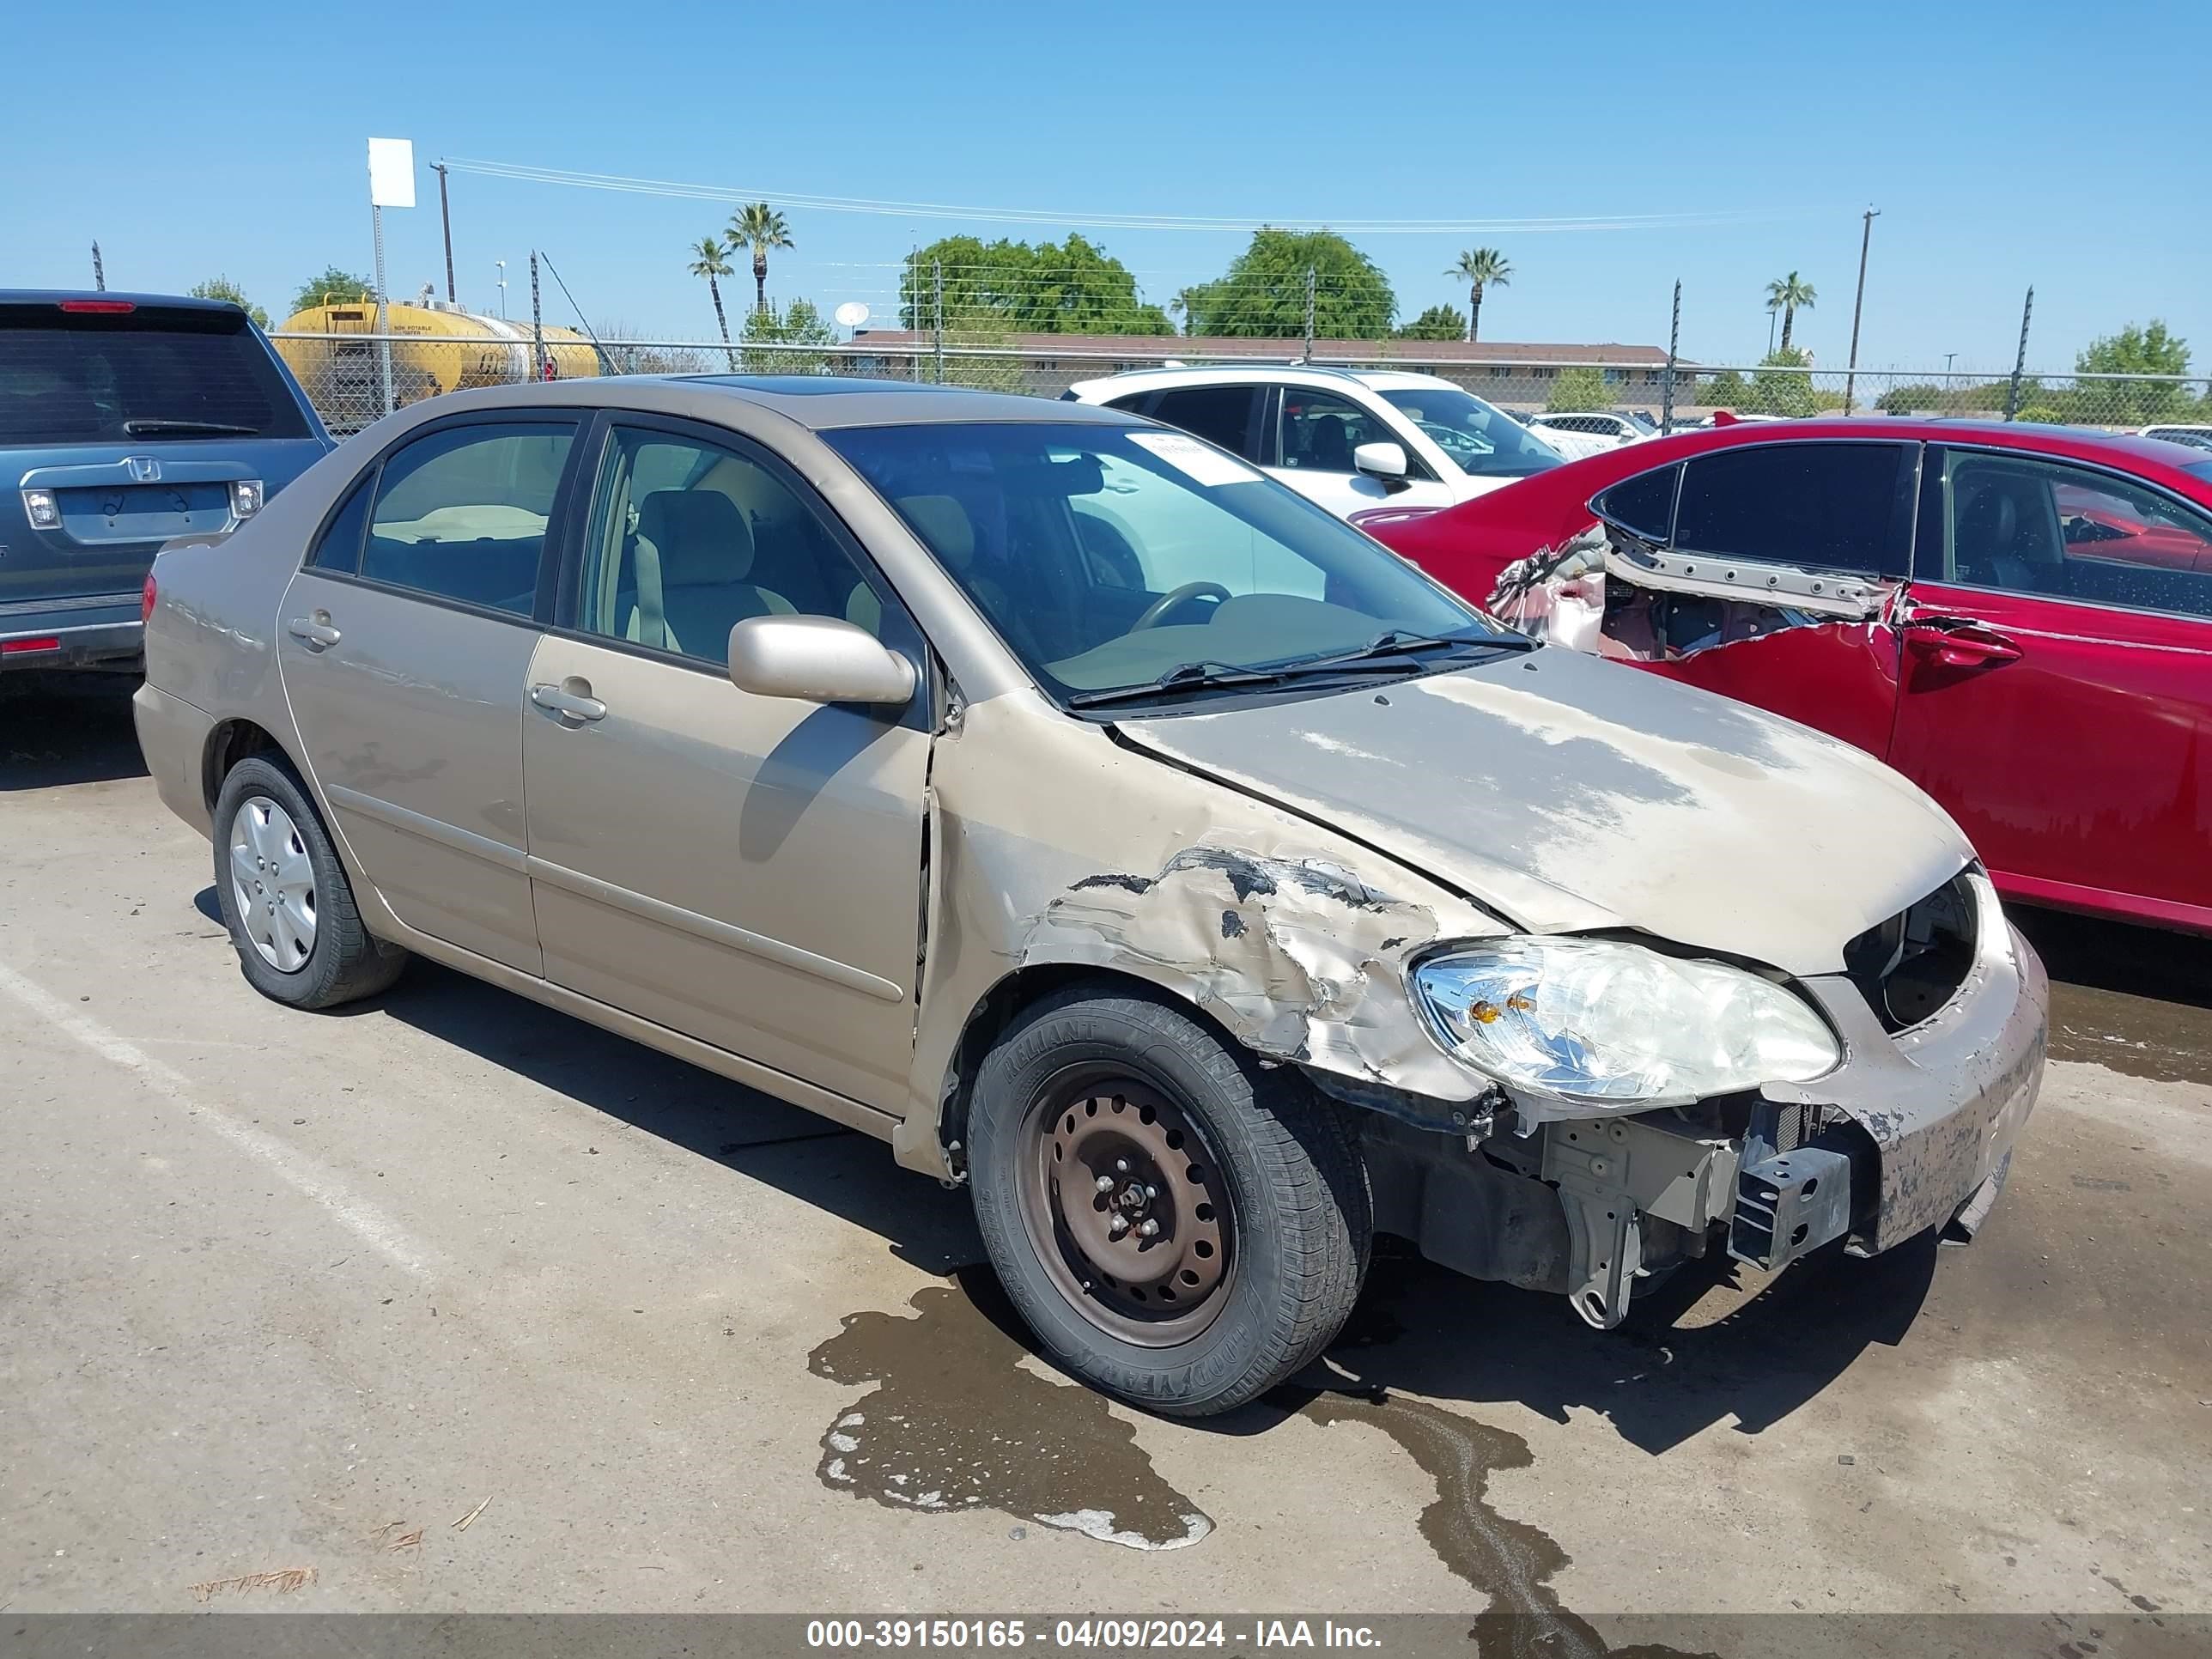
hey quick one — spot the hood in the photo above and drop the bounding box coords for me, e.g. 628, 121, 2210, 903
1111, 647, 1972, 978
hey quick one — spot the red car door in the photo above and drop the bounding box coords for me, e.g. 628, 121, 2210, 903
1887, 443, 2212, 931
1633, 440, 1917, 758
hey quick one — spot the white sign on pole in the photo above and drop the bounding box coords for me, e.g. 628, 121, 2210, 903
368, 138, 416, 210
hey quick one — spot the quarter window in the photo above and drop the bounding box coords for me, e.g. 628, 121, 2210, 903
574, 425, 910, 666
1674, 442, 1911, 575
307, 475, 374, 574
362, 421, 576, 615
1931, 449, 2212, 620
1593, 464, 1680, 544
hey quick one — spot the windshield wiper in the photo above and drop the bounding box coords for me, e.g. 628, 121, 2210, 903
1066, 660, 1295, 708
121, 418, 259, 436
1279, 629, 1534, 675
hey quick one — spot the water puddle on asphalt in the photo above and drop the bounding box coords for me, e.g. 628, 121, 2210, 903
2048, 979, 2212, 1087
807, 1271, 1211, 1550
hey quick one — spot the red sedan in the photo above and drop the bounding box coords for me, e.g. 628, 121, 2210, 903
1365, 419, 2212, 933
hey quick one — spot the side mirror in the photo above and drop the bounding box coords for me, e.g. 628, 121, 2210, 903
1353, 441, 1410, 488
726, 614, 917, 707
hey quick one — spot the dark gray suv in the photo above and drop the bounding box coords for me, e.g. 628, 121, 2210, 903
1, 292, 331, 673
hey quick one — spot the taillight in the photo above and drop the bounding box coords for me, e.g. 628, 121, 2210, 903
2, 637, 62, 655
228, 479, 264, 520
142, 573, 158, 623
58, 299, 136, 313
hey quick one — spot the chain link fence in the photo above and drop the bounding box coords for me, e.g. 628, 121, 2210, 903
272, 329, 2212, 446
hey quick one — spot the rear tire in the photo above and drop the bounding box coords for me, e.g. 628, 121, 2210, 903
967, 985, 1370, 1418
212, 756, 406, 1010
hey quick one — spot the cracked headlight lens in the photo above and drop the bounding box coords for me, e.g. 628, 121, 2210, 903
1413, 938, 1838, 1106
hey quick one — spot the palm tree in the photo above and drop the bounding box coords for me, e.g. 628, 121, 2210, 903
728, 203, 793, 316
1446, 248, 1512, 343
688, 236, 738, 369
1765, 270, 1817, 354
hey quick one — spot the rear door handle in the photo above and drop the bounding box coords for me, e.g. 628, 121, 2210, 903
1903, 616, 2021, 667
286, 615, 342, 648
531, 681, 607, 722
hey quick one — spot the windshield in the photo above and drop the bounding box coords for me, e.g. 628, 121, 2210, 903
828, 421, 1522, 705
2187, 460, 2212, 485
1376, 386, 1563, 479
0, 305, 312, 446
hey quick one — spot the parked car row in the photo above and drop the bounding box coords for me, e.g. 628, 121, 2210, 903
129, 363, 2048, 1417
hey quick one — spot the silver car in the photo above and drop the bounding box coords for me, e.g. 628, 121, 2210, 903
134, 377, 2046, 1416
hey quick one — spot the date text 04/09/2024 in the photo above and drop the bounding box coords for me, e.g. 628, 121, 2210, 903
804, 1620, 1382, 1649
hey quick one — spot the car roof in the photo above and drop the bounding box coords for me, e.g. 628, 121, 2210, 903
384, 374, 1146, 434
1066, 363, 1462, 397
0, 289, 251, 313
1599, 416, 2212, 474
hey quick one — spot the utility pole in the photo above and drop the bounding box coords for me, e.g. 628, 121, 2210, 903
530, 252, 546, 381
1842, 206, 1879, 416
932, 258, 945, 385
1943, 352, 1957, 386
1301, 265, 1317, 363
496, 260, 507, 319
2004, 287, 2034, 422
1662, 280, 1681, 435
90, 241, 106, 292
433, 162, 456, 305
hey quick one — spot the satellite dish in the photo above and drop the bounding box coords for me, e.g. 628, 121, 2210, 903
834, 301, 870, 329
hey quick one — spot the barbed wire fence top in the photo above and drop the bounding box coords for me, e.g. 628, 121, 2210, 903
268, 263, 2212, 439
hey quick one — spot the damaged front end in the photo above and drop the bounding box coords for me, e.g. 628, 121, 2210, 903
1352, 868, 2045, 1329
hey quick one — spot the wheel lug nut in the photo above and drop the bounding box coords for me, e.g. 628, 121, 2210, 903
1115, 1158, 1130, 1174
1144, 1185, 1157, 1200
1137, 1218, 1160, 1237
1094, 1175, 1115, 1193
1108, 1214, 1129, 1236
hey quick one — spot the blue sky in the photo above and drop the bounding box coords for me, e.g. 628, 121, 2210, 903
4, 1, 2203, 375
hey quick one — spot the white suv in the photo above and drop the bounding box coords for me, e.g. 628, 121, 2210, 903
1064, 366, 1565, 521
1525, 410, 1656, 455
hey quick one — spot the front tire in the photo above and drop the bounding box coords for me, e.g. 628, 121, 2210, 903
967, 986, 1370, 1418
212, 756, 406, 1010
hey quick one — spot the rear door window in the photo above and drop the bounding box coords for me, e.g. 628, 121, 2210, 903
1145, 385, 1263, 460
1674, 441, 1913, 575
360, 421, 578, 617
308, 475, 375, 574
0, 303, 310, 445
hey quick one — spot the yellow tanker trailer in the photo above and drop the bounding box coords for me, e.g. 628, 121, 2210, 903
275, 297, 599, 434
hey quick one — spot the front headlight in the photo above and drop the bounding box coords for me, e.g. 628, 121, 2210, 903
1412, 938, 1838, 1107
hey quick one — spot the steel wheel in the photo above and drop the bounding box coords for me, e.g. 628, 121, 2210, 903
227, 796, 317, 974
1018, 1073, 1236, 1347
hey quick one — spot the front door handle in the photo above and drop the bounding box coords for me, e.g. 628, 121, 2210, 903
531, 680, 607, 722
286, 614, 342, 649
1903, 616, 2021, 668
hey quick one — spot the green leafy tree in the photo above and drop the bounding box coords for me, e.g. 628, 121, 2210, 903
1743, 347, 1820, 417
740, 299, 837, 374
187, 277, 268, 330
1174, 228, 1395, 339
1699, 368, 1749, 409
687, 236, 738, 368
1446, 248, 1511, 343
897, 234, 1169, 335
289, 266, 374, 315
2075, 321, 2193, 424
1547, 366, 1611, 413
1396, 303, 1468, 342
728, 203, 793, 315
1765, 270, 1816, 352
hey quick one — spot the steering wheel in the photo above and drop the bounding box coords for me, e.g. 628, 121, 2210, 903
1132, 580, 1232, 631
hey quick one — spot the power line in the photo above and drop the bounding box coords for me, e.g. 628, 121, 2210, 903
441, 156, 1796, 235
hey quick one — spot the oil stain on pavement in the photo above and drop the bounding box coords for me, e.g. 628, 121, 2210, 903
807, 1269, 1211, 1550
1278, 1373, 1713, 1659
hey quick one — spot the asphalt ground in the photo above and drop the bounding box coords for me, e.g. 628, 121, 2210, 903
2, 674, 2205, 1646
